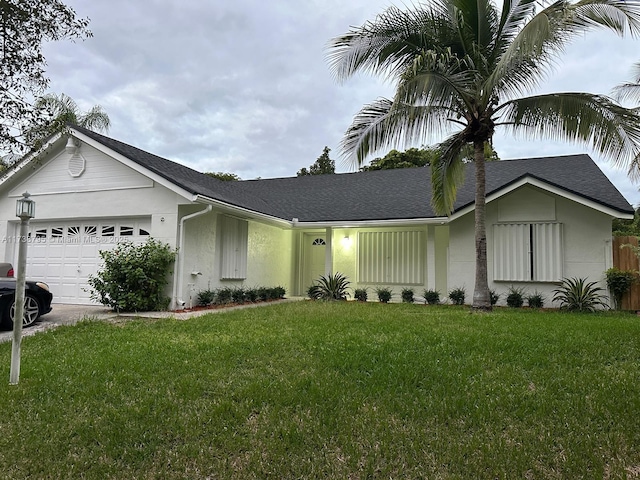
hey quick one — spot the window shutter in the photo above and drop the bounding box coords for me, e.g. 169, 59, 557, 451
220, 216, 248, 280
493, 224, 530, 281
358, 231, 424, 284
532, 223, 563, 281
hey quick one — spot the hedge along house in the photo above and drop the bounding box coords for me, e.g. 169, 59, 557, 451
0, 125, 633, 308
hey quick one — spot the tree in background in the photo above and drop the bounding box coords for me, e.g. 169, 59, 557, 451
205, 172, 242, 181
24, 92, 111, 151
361, 147, 436, 171
297, 146, 335, 176
0, 1, 92, 155
361, 145, 499, 171
328, 0, 640, 310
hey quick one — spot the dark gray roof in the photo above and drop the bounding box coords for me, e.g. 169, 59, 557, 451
73, 126, 634, 222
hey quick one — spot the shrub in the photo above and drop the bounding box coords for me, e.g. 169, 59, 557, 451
489, 289, 500, 306
605, 267, 637, 310
526, 291, 545, 309
506, 286, 525, 308
448, 287, 465, 305
401, 288, 415, 303
197, 289, 216, 307
354, 288, 368, 302
552, 277, 609, 312
258, 287, 270, 302
216, 287, 233, 304
88, 239, 176, 312
231, 287, 245, 304
376, 287, 393, 303
245, 288, 259, 303
423, 289, 440, 305
308, 273, 350, 301
273, 286, 286, 299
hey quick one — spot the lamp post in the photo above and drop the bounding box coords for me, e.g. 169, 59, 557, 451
9, 192, 35, 385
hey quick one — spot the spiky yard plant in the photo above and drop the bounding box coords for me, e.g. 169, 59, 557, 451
552, 277, 609, 312
328, 0, 640, 311
308, 273, 351, 301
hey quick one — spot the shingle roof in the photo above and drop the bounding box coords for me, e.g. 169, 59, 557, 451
72, 125, 634, 222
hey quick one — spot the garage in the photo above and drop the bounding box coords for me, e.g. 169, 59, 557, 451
24, 217, 151, 304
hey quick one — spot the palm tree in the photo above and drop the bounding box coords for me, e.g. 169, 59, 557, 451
328, 0, 640, 310
24, 92, 111, 150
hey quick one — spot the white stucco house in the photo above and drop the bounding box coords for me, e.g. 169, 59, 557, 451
0, 125, 634, 308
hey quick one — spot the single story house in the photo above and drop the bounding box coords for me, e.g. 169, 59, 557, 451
0, 125, 634, 308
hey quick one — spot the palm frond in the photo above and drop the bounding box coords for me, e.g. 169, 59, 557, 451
488, 0, 640, 100
80, 105, 111, 132
430, 133, 468, 214
497, 92, 640, 177
613, 61, 640, 103
326, 4, 456, 82
340, 97, 456, 166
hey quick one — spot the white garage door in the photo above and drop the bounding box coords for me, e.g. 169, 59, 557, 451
26, 218, 151, 304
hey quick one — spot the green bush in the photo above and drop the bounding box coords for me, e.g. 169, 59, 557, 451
552, 277, 609, 312
448, 287, 466, 305
88, 239, 176, 312
197, 289, 216, 306
526, 291, 545, 309
231, 287, 245, 304
273, 286, 286, 299
375, 287, 393, 303
401, 288, 415, 303
489, 289, 500, 306
605, 267, 637, 310
423, 289, 440, 305
506, 286, 525, 308
216, 287, 233, 304
308, 273, 350, 301
245, 288, 259, 303
354, 288, 368, 302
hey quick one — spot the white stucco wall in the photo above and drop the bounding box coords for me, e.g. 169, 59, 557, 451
448, 185, 615, 306
179, 210, 294, 304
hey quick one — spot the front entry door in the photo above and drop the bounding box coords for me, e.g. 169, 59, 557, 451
302, 234, 326, 292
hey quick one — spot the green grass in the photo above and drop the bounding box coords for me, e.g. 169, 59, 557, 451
1, 302, 640, 479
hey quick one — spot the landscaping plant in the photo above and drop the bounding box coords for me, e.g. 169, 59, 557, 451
552, 277, 609, 312
87, 238, 176, 312
489, 289, 500, 306
196, 289, 216, 307
506, 286, 525, 308
401, 288, 415, 303
605, 267, 637, 310
423, 289, 440, 305
354, 288, 368, 302
308, 273, 351, 301
526, 291, 545, 309
375, 287, 393, 303
448, 287, 465, 305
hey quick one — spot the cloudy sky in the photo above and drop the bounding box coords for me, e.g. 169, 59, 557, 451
43, 0, 640, 205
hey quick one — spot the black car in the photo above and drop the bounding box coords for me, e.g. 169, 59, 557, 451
0, 277, 53, 330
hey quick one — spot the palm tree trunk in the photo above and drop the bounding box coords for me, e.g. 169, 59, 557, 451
473, 140, 491, 310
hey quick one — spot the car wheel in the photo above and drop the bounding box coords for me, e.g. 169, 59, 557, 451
8, 294, 41, 328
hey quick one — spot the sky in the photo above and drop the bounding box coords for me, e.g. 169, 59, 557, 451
42, 0, 640, 206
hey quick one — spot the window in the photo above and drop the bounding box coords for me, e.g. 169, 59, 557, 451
493, 223, 563, 282
358, 231, 425, 284
219, 215, 248, 280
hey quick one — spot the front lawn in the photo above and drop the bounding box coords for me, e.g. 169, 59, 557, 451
1, 302, 639, 479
